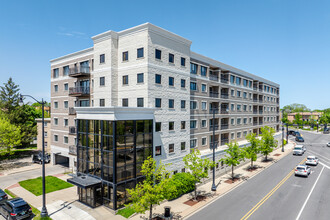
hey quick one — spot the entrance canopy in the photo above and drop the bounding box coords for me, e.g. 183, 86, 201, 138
67, 175, 102, 189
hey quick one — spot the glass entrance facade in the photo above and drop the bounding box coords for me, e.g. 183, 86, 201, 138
76, 119, 153, 210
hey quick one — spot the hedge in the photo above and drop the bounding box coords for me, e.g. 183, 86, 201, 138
165, 172, 195, 200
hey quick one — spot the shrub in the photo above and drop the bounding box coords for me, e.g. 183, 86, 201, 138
165, 172, 195, 200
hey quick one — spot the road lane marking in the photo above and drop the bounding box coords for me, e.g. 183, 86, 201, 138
295, 166, 325, 220
319, 162, 330, 170
307, 149, 330, 164
240, 157, 306, 220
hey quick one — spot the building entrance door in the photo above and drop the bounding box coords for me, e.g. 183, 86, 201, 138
78, 186, 101, 208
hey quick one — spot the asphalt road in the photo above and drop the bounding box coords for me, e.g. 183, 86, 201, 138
188, 130, 330, 220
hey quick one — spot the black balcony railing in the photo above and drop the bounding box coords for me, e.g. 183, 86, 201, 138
253, 122, 258, 126
69, 66, 90, 76
259, 122, 263, 125
253, 110, 258, 114
69, 86, 90, 96
209, 125, 219, 131
209, 92, 219, 98
220, 109, 229, 114
259, 110, 263, 114
69, 126, 76, 135
253, 99, 258, 102
221, 124, 229, 130
209, 108, 219, 114
221, 77, 229, 84
209, 75, 219, 81
69, 107, 76, 115
69, 145, 77, 155
221, 93, 229, 99
253, 87, 258, 91
221, 139, 229, 146
210, 141, 219, 148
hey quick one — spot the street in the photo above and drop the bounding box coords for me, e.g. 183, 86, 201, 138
188, 130, 330, 220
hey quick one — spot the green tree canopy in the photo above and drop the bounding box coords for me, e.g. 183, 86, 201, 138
183, 149, 212, 200
0, 77, 20, 112
282, 103, 310, 113
0, 112, 22, 155
293, 113, 303, 125
220, 142, 245, 180
245, 133, 260, 168
259, 126, 278, 161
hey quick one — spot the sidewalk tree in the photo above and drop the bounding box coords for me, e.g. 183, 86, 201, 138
220, 142, 245, 180
0, 112, 21, 155
183, 149, 212, 200
259, 126, 278, 161
245, 133, 260, 169
127, 156, 174, 220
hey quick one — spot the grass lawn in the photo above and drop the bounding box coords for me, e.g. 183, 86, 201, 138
19, 176, 73, 196
117, 206, 135, 218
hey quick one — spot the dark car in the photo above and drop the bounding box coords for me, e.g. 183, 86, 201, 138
288, 130, 296, 136
295, 131, 301, 137
0, 189, 8, 203
296, 136, 304, 142
0, 198, 33, 220
32, 152, 50, 164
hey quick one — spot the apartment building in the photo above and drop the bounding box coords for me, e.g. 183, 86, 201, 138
50, 23, 280, 210
36, 118, 51, 153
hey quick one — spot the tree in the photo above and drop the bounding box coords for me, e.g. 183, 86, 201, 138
0, 112, 22, 155
0, 77, 20, 112
282, 103, 310, 113
245, 133, 260, 169
259, 126, 278, 161
220, 142, 245, 180
293, 113, 303, 126
281, 111, 289, 124
183, 149, 212, 200
127, 157, 174, 220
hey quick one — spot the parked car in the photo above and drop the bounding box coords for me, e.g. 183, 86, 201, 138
0, 198, 33, 220
295, 131, 301, 137
327, 142, 330, 147
296, 136, 304, 142
306, 156, 319, 166
324, 128, 330, 134
302, 145, 306, 152
295, 165, 311, 177
0, 189, 7, 203
32, 152, 50, 164
288, 130, 296, 136
293, 145, 304, 155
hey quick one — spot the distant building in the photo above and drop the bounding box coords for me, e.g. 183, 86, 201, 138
36, 118, 51, 152
34, 106, 51, 115
287, 112, 322, 123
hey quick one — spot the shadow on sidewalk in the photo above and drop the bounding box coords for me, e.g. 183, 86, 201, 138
48, 200, 77, 217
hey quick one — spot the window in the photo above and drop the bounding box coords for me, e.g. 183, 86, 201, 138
190, 63, 198, 74
64, 83, 68, 91
243, 79, 248, 87
63, 66, 69, 76
201, 66, 207, 76
54, 118, 58, 125
181, 121, 186, 129
230, 75, 235, 84
237, 118, 241, 124
64, 119, 68, 126
100, 54, 105, 63
190, 120, 197, 129
53, 68, 59, 78
100, 77, 105, 86
237, 90, 241, 97
169, 121, 174, 131
190, 101, 197, 109
44, 131, 48, 137
231, 89, 235, 96
64, 101, 68, 108
231, 118, 235, 125
137, 73, 144, 83
231, 133, 235, 140
243, 92, 247, 99
181, 57, 186, 66
156, 122, 161, 132
54, 135, 58, 142
236, 77, 241, 85
201, 102, 207, 110
100, 99, 105, 107
122, 98, 128, 107
137, 48, 144, 58
64, 136, 69, 144
155, 146, 161, 156
181, 79, 186, 88
181, 142, 186, 151
181, 100, 186, 109
201, 120, 207, 128
190, 82, 197, 91
243, 105, 247, 111
155, 49, 162, 59
202, 137, 207, 146
231, 104, 235, 111
123, 75, 128, 85
54, 102, 58, 109
243, 118, 247, 124
201, 84, 207, 92
237, 132, 241, 138
169, 53, 174, 63
182, 168, 186, 173
190, 139, 197, 148
237, 105, 241, 111
243, 131, 248, 137
137, 98, 144, 107
155, 98, 161, 108
169, 144, 174, 153
169, 99, 174, 108
54, 85, 58, 92
155, 74, 162, 84
169, 77, 174, 86
122, 51, 128, 61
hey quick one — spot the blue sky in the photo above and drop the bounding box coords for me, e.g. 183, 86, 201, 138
0, 0, 329, 110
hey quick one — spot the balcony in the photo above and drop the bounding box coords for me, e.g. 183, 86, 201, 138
69, 145, 77, 155
220, 109, 229, 114
221, 93, 229, 99
69, 66, 90, 77
220, 77, 229, 84
221, 124, 229, 130
253, 110, 258, 114
259, 100, 263, 103
210, 141, 219, 148
209, 92, 219, 98
253, 121, 258, 126
259, 110, 263, 114
209, 108, 219, 114
69, 126, 76, 135
221, 139, 229, 146
253, 99, 258, 102
69, 107, 76, 115
69, 86, 90, 97
209, 125, 219, 131
259, 122, 263, 125
209, 75, 219, 81
253, 87, 258, 91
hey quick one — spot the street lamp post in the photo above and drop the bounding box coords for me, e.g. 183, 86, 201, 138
282, 124, 285, 152
211, 108, 217, 191
19, 94, 48, 218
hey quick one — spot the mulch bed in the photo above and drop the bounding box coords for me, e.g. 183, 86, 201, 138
224, 177, 241, 184
152, 217, 163, 220
274, 153, 281, 156
183, 195, 207, 206
247, 167, 259, 172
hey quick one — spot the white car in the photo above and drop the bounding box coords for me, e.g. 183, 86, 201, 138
295, 165, 311, 177
327, 142, 330, 147
305, 156, 318, 166
293, 145, 304, 155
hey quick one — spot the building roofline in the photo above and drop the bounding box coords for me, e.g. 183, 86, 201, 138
50, 47, 94, 65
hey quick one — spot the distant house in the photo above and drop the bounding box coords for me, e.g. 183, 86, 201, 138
35, 118, 51, 153
287, 112, 322, 123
